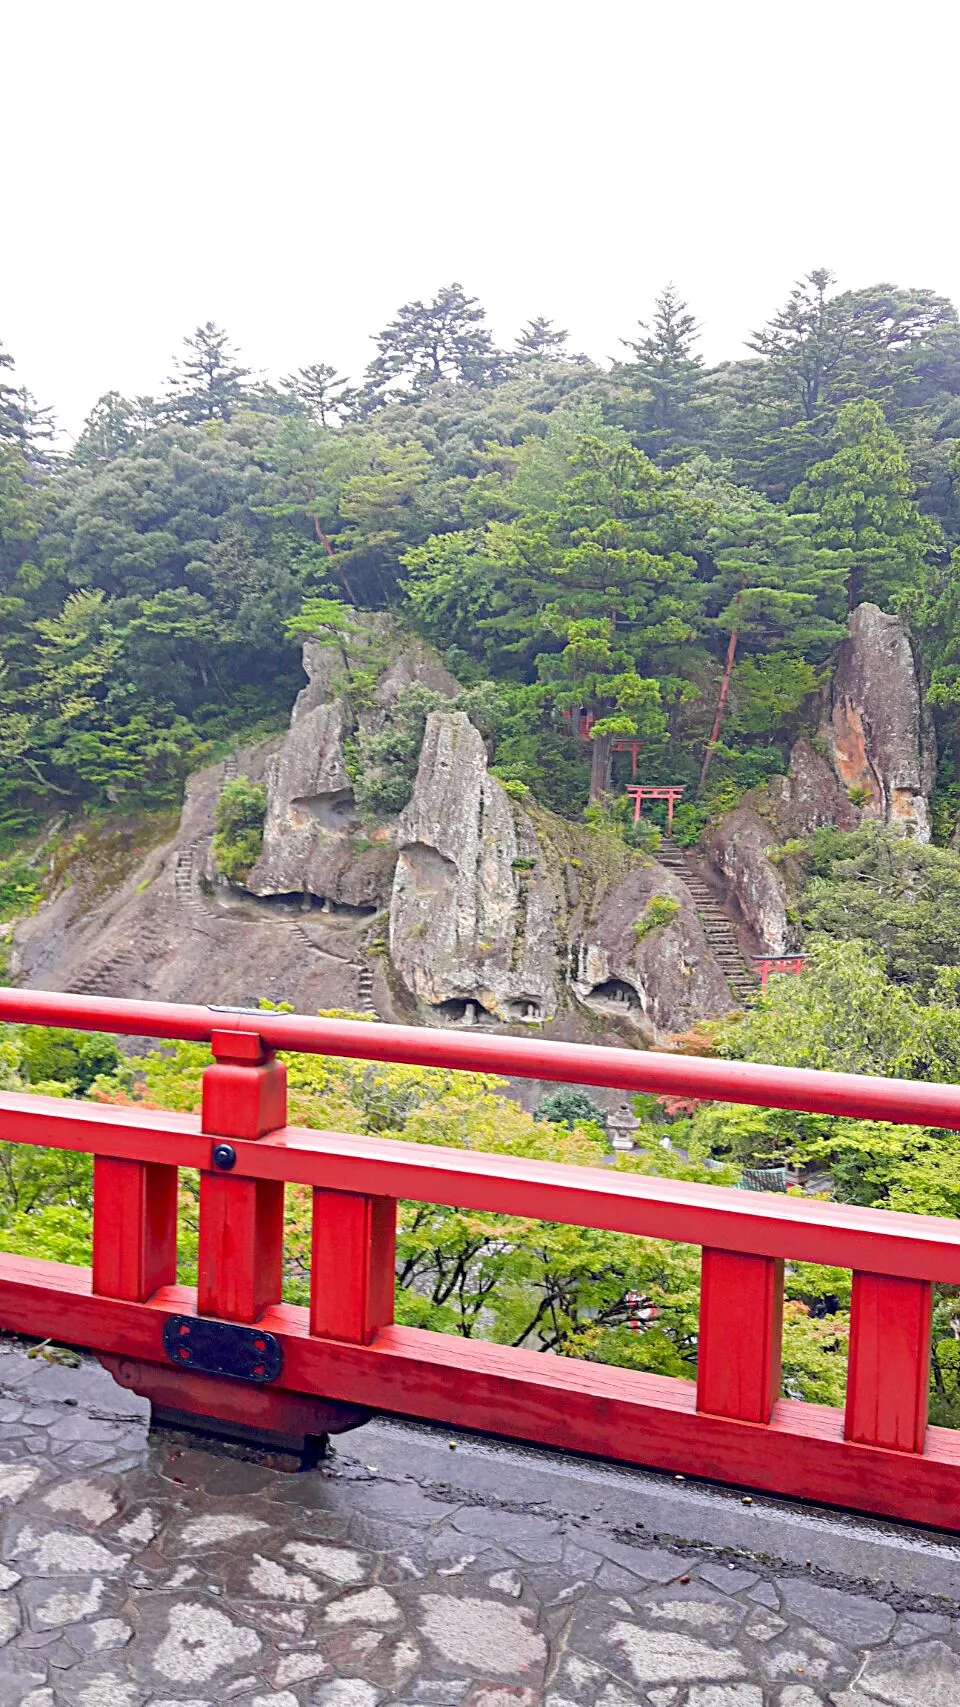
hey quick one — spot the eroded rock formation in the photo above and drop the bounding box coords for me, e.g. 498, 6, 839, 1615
825, 602, 936, 842
244, 636, 394, 910
390, 712, 559, 1024
390, 710, 735, 1036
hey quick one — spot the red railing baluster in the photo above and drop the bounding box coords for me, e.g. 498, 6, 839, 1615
845, 1272, 932, 1453
310, 1189, 396, 1343
197, 1029, 286, 1324
697, 1248, 784, 1423
92, 1157, 177, 1301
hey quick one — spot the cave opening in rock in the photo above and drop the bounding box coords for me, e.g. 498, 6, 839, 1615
251, 891, 378, 918
289, 787, 358, 831
505, 998, 544, 1023
584, 978, 641, 1012
433, 997, 497, 1026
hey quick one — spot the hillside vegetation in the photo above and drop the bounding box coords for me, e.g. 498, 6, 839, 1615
3, 273, 960, 840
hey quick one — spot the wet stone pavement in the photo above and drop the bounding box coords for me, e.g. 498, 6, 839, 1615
0, 1347, 955, 1707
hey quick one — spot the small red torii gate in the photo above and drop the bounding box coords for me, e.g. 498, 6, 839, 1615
561, 711, 644, 777
626, 783, 686, 830
754, 954, 810, 992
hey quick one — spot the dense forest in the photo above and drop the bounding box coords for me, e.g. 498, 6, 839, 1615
3, 270, 960, 843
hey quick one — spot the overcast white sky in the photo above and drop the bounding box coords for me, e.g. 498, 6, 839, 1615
4, 1, 959, 438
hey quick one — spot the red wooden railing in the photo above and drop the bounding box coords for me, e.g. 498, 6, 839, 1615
1, 990, 959, 1528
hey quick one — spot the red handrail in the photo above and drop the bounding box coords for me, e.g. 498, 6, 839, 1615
0, 987, 956, 1530
1, 988, 959, 1128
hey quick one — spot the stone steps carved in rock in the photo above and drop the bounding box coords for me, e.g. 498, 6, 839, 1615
659, 839, 758, 1004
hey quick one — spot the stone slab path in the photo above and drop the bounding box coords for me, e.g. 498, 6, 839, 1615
0, 1345, 955, 1707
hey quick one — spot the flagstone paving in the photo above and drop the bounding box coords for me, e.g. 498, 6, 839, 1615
0, 1345, 955, 1706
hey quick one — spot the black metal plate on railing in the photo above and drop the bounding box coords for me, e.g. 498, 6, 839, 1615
162, 1315, 283, 1383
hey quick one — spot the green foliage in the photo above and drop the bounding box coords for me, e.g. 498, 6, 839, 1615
19, 1027, 120, 1095
633, 895, 680, 940
804, 823, 960, 992
534, 1087, 607, 1131
211, 776, 266, 882
0, 853, 41, 921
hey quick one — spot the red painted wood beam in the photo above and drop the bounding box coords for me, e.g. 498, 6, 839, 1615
3, 992, 960, 1129
0, 1252, 958, 1532
0, 1094, 958, 1281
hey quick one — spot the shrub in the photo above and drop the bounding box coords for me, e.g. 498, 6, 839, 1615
211, 777, 266, 883
534, 1087, 607, 1131
633, 895, 680, 941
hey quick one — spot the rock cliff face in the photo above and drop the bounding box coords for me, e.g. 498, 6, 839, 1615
20, 603, 934, 1039
766, 738, 861, 839
245, 630, 459, 911
705, 806, 798, 957
706, 605, 936, 952
825, 602, 936, 842
571, 859, 733, 1036
390, 712, 558, 1023
390, 711, 735, 1036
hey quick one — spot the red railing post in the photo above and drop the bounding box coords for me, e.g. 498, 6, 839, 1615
92, 1157, 178, 1301
697, 1249, 784, 1423
197, 1030, 287, 1324
845, 1272, 932, 1453
310, 1189, 396, 1344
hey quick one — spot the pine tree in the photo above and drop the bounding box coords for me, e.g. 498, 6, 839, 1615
283, 363, 353, 426
620, 284, 704, 456
515, 316, 570, 360
0, 343, 25, 448
164, 322, 251, 423
788, 399, 943, 609
362, 283, 499, 403
73, 393, 138, 465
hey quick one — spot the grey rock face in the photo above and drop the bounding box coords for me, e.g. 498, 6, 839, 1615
826, 602, 936, 842
706, 807, 798, 957
390, 712, 558, 1024
391, 712, 735, 1038
573, 859, 734, 1035
767, 738, 861, 839
246, 639, 396, 909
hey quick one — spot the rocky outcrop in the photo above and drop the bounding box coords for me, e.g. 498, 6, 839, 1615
705, 806, 798, 957
572, 860, 734, 1035
705, 605, 936, 952
244, 627, 458, 911
390, 711, 737, 1037
766, 738, 861, 838
825, 602, 936, 842
390, 712, 558, 1024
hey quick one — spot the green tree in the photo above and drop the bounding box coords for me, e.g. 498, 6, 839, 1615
515, 317, 570, 361
164, 322, 251, 423
73, 392, 138, 465
283, 363, 354, 426
789, 399, 942, 609
362, 283, 500, 404
619, 283, 704, 457
211, 776, 267, 881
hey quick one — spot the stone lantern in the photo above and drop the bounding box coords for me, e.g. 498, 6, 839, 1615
607, 1103, 640, 1152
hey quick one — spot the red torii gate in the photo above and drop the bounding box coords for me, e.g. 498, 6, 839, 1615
561, 711, 644, 776
753, 954, 809, 991
626, 783, 686, 830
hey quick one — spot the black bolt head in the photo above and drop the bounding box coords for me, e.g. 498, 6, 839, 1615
212, 1142, 237, 1171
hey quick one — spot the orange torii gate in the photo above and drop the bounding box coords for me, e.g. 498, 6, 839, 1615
754, 953, 810, 991
626, 783, 686, 830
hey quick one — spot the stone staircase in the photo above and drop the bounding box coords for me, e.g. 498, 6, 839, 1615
356, 962, 378, 1018
656, 838, 758, 1006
